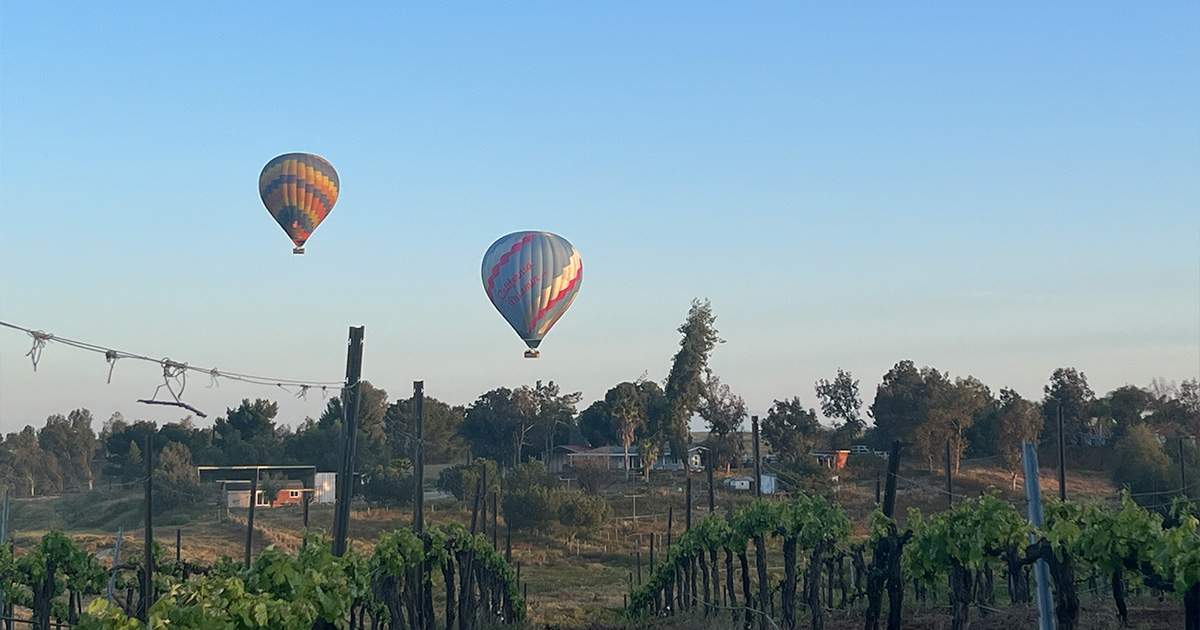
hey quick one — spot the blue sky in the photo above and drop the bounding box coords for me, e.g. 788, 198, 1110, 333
2, 3, 1197, 434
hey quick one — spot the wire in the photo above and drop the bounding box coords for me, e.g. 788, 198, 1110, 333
1, 320, 345, 408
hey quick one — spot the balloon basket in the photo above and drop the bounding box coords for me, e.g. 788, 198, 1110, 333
524, 350, 540, 359
293, 247, 305, 254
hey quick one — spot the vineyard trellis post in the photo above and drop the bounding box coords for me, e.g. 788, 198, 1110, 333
106, 528, 123, 604
140, 434, 153, 622
945, 440, 953, 508
333, 326, 365, 558
1, 488, 7, 627
1022, 440, 1057, 630
1057, 407, 1066, 501
244, 469, 258, 569
413, 380, 425, 534
706, 448, 715, 512
752, 416, 762, 499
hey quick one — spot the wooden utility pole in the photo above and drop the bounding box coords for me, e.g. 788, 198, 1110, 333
945, 440, 953, 508
751, 416, 762, 499
412, 380, 425, 534
141, 435, 154, 621
245, 470, 258, 568
685, 478, 692, 531
332, 326, 365, 557
1180, 436, 1190, 496
706, 448, 715, 512
882, 440, 900, 518
1057, 407, 1066, 502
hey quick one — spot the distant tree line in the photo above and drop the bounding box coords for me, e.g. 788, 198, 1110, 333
1, 299, 1197, 514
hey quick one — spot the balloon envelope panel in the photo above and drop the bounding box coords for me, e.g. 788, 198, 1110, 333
482, 231, 582, 349
259, 153, 340, 248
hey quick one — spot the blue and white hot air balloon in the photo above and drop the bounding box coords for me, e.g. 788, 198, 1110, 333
482, 231, 582, 358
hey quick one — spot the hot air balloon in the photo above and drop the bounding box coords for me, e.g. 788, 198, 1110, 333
259, 153, 340, 254
482, 231, 582, 358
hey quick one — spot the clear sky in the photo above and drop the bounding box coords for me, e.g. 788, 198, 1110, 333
2, 3, 1197, 435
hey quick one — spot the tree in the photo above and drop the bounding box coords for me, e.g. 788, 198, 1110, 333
154, 442, 202, 514
663, 299, 722, 465
102, 420, 157, 482
360, 462, 415, 508
815, 369, 863, 448
869, 360, 927, 449
555, 492, 612, 542
37, 409, 98, 491
994, 389, 1043, 489
698, 370, 746, 473
458, 383, 579, 469
762, 397, 820, 460
6, 426, 58, 496
928, 376, 992, 474
283, 417, 342, 472
383, 395, 465, 464
606, 382, 644, 477
1113, 425, 1175, 508
578, 399, 617, 447
459, 388, 526, 468
1043, 368, 1096, 446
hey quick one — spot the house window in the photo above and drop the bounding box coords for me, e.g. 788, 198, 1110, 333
290, 490, 300, 498
256, 491, 269, 506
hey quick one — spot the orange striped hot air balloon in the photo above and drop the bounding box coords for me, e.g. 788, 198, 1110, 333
259, 153, 339, 254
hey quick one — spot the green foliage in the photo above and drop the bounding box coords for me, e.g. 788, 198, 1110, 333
359, 461, 415, 508
699, 370, 747, 471
903, 494, 1029, 583
503, 485, 559, 533
555, 492, 612, 539
1113, 424, 1176, 508
663, 299, 721, 460
761, 397, 820, 459
153, 441, 204, 514
437, 458, 500, 505
504, 458, 555, 494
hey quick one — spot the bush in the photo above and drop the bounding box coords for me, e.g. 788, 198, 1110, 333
1113, 425, 1175, 509
437, 458, 500, 505
360, 462, 415, 508
505, 459, 555, 494
503, 486, 559, 533
555, 492, 612, 540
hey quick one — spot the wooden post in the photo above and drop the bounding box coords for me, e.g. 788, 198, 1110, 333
945, 440, 953, 508
882, 441, 900, 518
1057, 406, 1066, 502
303, 493, 310, 529
1180, 436, 1190, 496
505, 527, 512, 563
752, 416, 762, 499
666, 507, 673, 548
332, 326, 365, 557
637, 551, 642, 585
413, 381, 425, 534
706, 448, 715, 512
175, 529, 181, 564
685, 478, 692, 531
0, 488, 8, 543
141, 435, 153, 621
245, 470, 258, 569
650, 532, 655, 572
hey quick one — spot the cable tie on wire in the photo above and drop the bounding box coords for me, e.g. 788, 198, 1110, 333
26, 330, 53, 371
105, 349, 119, 383
296, 385, 310, 400
208, 368, 220, 388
